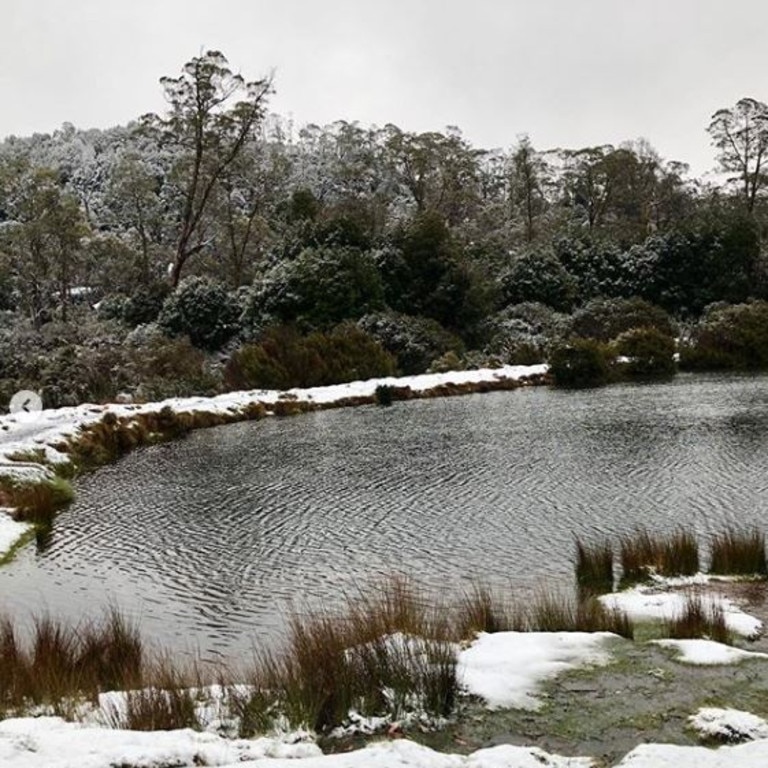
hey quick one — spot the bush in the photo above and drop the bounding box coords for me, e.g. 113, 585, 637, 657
614, 327, 676, 378
499, 251, 576, 312
549, 339, 611, 388
121, 282, 171, 327
679, 301, 768, 371
225, 324, 396, 391
569, 297, 676, 342
158, 276, 239, 350
358, 312, 464, 375
244, 247, 385, 333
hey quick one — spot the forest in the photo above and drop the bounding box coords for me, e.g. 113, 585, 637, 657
1, 50, 768, 406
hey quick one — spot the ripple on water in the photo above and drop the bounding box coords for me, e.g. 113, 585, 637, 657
2, 373, 768, 660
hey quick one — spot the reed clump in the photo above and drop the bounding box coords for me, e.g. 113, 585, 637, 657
243, 578, 458, 735
709, 528, 768, 576
528, 590, 634, 639
454, 584, 524, 637
575, 538, 614, 596
620, 528, 699, 585
666, 595, 730, 645
2, 476, 75, 525
0, 608, 143, 715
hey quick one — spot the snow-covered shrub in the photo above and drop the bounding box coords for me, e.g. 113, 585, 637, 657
482, 302, 568, 365
158, 276, 240, 350
358, 312, 463, 375
569, 297, 675, 342
121, 281, 170, 326
243, 246, 385, 334
499, 250, 576, 312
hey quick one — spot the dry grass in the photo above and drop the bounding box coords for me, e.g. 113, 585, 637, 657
620, 528, 699, 585
0, 608, 143, 715
666, 595, 730, 644
243, 578, 459, 734
528, 590, 634, 639
575, 538, 614, 596
453, 584, 524, 637
1, 476, 75, 525
709, 528, 768, 576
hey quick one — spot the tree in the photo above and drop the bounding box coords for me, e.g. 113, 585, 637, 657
142, 50, 272, 286
509, 136, 549, 242
708, 97, 768, 212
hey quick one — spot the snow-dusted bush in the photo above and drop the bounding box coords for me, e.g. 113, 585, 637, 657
158, 276, 240, 351
358, 312, 463, 375
569, 297, 675, 342
121, 281, 170, 326
499, 250, 576, 312
243, 246, 385, 334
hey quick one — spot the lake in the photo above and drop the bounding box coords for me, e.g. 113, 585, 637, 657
1, 373, 767, 661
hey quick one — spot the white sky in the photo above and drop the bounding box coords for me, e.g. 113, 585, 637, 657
2, 0, 767, 175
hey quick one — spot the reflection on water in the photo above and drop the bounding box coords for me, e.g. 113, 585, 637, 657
1, 373, 768, 660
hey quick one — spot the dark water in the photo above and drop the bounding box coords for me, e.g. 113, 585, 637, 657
1, 373, 768, 660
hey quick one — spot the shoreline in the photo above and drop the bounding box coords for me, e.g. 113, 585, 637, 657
0, 363, 549, 563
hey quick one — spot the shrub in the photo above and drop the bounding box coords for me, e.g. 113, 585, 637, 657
679, 301, 768, 371
499, 251, 577, 312
244, 246, 385, 333
569, 297, 676, 342
549, 339, 611, 388
158, 276, 240, 350
121, 282, 171, 327
709, 529, 767, 576
225, 324, 395, 391
358, 312, 464, 375
614, 327, 677, 378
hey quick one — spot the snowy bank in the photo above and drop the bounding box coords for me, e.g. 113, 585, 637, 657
689, 707, 768, 743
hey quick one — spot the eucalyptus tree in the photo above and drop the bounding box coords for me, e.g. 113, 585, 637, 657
141, 50, 272, 286
708, 97, 768, 213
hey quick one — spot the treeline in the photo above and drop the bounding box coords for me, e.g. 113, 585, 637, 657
0, 51, 767, 404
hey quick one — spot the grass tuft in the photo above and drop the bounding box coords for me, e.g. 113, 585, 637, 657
454, 584, 523, 637
709, 528, 767, 576
620, 528, 699, 585
575, 538, 614, 596
528, 590, 633, 639
666, 594, 730, 645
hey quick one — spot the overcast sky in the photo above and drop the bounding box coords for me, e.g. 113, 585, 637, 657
3, 1, 767, 175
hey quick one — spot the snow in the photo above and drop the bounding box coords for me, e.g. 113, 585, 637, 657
651, 639, 768, 665
457, 631, 616, 710
598, 588, 763, 638
0, 718, 594, 768
613, 739, 768, 767
689, 707, 768, 742
0, 509, 31, 558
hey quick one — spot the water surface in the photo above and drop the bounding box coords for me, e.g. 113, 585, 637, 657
1, 373, 767, 659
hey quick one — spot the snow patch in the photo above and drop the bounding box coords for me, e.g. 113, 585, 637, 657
599, 588, 763, 638
0, 509, 31, 558
689, 707, 768, 743
457, 631, 617, 710
614, 738, 768, 767
652, 639, 768, 665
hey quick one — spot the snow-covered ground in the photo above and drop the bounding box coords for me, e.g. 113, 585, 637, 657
457, 631, 616, 709
652, 639, 768, 665
598, 587, 763, 638
0, 364, 547, 561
